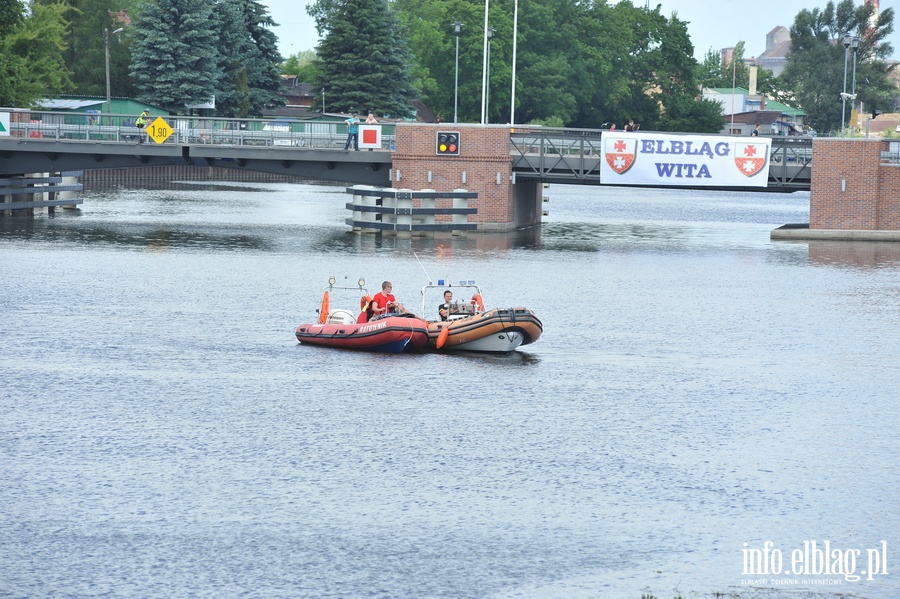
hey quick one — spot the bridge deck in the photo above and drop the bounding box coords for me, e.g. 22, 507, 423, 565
1, 110, 814, 190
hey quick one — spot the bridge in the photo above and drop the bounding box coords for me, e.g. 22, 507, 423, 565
0, 110, 812, 191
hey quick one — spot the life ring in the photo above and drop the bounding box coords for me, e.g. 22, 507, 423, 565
470, 293, 485, 312
318, 290, 330, 324
360, 294, 372, 311
436, 325, 451, 349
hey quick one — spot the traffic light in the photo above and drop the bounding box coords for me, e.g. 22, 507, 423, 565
436, 131, 460, 156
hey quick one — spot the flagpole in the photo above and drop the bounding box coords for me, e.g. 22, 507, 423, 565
510, 0, 518, 125
480, 0, 489, 124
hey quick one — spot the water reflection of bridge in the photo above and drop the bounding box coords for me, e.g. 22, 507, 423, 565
1, 111, 811, 194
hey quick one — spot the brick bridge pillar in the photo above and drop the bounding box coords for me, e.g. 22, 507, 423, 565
810, 138, 900, 231
390, 124, 542, 231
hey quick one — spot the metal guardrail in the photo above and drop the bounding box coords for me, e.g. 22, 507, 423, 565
2, 109, 396, 149
510, 127, 604, 181
9, 121, 391, 149
510, 127, 812, 189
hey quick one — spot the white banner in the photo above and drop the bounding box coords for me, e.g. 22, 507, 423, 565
600, 132, 772, 187
0, 112, 10, 136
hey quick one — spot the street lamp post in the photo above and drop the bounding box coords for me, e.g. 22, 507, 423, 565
480, 0, 489, 124
453, 21, 462, 124
104, 27, 124, 121
841, 33, 852, 137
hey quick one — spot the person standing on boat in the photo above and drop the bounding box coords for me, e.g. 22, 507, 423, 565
371, 281, 404, 317
438, 290, 453, 321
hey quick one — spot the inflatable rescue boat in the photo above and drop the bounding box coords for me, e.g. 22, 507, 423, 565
422, 282, 542, 352
295, 279, 428, 353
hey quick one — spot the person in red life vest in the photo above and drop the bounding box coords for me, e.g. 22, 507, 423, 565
371, 281, 406, 317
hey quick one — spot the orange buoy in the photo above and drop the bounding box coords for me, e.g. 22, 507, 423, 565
360, 294, 372, 311
436, 325, 450, 349
471, 293, 485, 312
318, 290, 330, 324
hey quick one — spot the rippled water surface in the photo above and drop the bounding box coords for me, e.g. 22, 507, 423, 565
2, 182, 899, 598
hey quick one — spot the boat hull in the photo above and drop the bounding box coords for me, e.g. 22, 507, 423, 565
296, 315, 429, 353
427, 308, 543, 353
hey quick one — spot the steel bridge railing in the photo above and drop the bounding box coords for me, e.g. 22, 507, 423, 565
510, 126, 812, 190
1, 108, 396, 149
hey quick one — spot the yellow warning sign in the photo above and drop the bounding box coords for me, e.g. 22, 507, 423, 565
147, 116, 173, 144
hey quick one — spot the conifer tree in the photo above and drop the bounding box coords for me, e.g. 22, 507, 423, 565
213, 0, 254, 117
240, 0, 283, 115
129, 0, 218, 113
310, 0, 417, 117
210, 0, 282, 117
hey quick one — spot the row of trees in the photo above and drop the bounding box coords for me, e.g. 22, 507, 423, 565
305, 0, 896, 134
1, 0, 896, 132
0, 0, 284, 117
307, 0, 725, 131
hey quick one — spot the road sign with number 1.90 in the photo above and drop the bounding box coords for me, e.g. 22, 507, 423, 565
147, 117, 173, 144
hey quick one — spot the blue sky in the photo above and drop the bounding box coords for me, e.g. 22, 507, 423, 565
262, 0, 900, 62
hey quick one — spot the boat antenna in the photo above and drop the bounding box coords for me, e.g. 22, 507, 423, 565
413, 251, 432, 284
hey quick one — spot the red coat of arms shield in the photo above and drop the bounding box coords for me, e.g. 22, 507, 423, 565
734, 142, 767, 177
605, 137, 637, 174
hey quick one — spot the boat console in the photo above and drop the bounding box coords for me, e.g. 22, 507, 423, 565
447, 302, 476, 320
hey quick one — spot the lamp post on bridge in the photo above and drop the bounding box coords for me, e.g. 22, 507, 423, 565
485, 27, 494, 124
104, 27, 124, 121
840, 33, 859, 137
453, 21, 462, 124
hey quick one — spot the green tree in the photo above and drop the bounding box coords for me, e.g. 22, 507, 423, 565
282, 49, 318, 82
308, 0, 417, 117
200, 0, 282, 117
0, 0, 71, 106
129, 0, 218, 113
61, 0, 135, 98
574, 1, 721, 132
393, 0, 724, 129
512, 0, 585, 125
240, 0, 283, 115
782, 0, 895, 134
392, 0, 488, 122
213, 0, 253, 117
0, 0, 26, 105
0, 0, 23, 35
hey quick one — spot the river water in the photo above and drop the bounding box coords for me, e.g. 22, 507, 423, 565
1, 181, 898, 598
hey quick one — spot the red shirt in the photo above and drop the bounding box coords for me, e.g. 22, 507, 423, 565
371, 291, 396, 315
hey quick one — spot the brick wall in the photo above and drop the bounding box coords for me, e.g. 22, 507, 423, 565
810, 139, 900, 230
877, 163, 900, 229
391, 124, 531, 230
